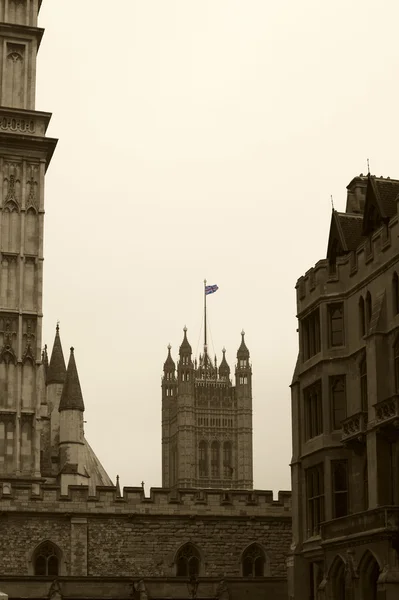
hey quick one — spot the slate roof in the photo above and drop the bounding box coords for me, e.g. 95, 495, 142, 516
83, 439, 113, 493
372, 178, 399, 218
237, 331, 249, 358
59, 347, 85, 412
47, 325, 66, 385
335, 212, 364, 251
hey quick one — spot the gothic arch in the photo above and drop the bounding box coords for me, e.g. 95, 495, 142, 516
327, 555, 346, 600
359, 550, 380, 600
241, 542, 270, 577
31, 540, 63, 576
174, 542, 202, 577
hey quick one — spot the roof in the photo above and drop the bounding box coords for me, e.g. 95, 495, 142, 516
163, 345, 175, 370
335, 212, 364, 251
83, 439, 113, 494
237, 331, 249, 358
59, 348, 85, 412
47, 325, 66, 385
179, 327, 192, 354
372, 177, 399, 218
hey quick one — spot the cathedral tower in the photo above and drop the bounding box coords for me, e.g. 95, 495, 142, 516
162, 328, 253, 490
0, 0, 57, 478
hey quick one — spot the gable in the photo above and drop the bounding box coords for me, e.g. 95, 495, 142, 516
326, 211, 347, 260
362, 177, 385, 235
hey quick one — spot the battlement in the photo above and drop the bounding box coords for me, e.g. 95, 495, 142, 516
0, 481, 291, 518
296, 204, 399, 314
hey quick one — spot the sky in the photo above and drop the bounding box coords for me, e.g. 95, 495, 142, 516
36, 0, 399, 494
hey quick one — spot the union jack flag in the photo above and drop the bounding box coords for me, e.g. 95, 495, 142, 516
205, 284, 219, 295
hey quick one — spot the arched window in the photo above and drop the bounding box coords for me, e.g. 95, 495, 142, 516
360, 357, 368, 412
33, 542, 60, 576
366, 292, 372, 330
223, 441, 232, 478
199, 441, 208, 477
330, 376, 346, 430
211, 441, 220, 478
176, 543, 200, 577
394, 338, 399, 393
242, 544, 266, 577
330, 556, 346, 600
359, 296, 366, 337
359, 551, 380, 600
393, 272, 399, 316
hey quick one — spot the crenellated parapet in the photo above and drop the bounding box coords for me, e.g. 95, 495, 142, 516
295, 205, 399, 315
0, 481, 291, 517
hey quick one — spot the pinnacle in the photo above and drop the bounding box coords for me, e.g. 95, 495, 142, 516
237, 330, 250, 358
47, 324, 66, 385
59, 347, 85, 412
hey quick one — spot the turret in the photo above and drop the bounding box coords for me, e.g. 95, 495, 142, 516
46, 324, 67, 466
218, 347, 230, 381
178, 327, 193, 384
58, 347, 88, 493
162, 344, 177, 397
235, 330, 253, 488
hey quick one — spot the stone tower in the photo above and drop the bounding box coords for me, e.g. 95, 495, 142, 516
0, 0, 57, 478
162, 328, 253, 489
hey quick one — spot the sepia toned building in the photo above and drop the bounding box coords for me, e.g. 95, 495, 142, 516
162, 328, 253, 490
289, 173, 399, 599
0, 2, 291, 599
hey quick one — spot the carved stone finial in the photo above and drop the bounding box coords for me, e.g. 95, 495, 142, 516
56, 321, 60, 333
167, 343, 171, 351
183, 325, 187, 333
48, 579, 62, 600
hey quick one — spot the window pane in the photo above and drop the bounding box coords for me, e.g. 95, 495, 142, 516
243, 557, 252, 577
254, 556, 264, 577
177, 557, 187, 576
48, 555, 59, 577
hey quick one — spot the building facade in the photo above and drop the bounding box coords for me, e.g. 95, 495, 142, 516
162, 329, 253, 490
289, 173, 399, 599
0, 3, 291, 599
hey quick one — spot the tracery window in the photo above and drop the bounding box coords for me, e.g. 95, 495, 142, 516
211, 441, 220, 478
360, 357, 368, 412
223, 441, 232, 478
33, 541, 59, 576
242, 543, 266, 577
199, 440, 208, 477
176, 543, 200, 577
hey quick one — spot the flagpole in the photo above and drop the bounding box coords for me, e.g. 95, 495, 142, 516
204, 279, 207, 360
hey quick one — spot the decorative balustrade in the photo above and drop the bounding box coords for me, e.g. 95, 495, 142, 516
341, 411, 368, 444
374, 395, 399, 428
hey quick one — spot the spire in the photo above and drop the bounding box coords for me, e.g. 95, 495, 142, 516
59, 347, 85, 412
163, 344, 175, 371
237, 330, 250, 358
219, 347, 230, 376
179, 326, 192, 355
116, 474, 121, 497
47, 323, 66, 385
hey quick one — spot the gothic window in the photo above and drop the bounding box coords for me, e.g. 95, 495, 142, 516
211, 441, 220, 478
359, 296, 366, 337
199, 441, 208, 477
176, 543, 200, 577
366, 292, 372, 329
304, 381, 323, 440
240, 359, 247, 368
330, 556, 346, 600
395, 338, 399, 393
393, 272, 399, 316
33, 542, 60, 576
330, 376, 346, 430
332, 461, 348, 518
302, 309, 321, 360
242, 544, 266, 577
223, 441, 233, 478
306, 464, 324, 537
328, 303, 344, 347
360, 357, 368, 412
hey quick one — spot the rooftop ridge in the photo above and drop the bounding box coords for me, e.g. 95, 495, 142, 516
296, 208, 399, 310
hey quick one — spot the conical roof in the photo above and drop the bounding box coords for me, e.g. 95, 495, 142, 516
59, 347, 85, 412
47, 324, 66, 385
179, 326, 192, 354
237, 330, 250, 358
219, 347, 230, 374
164, 344, 175, 370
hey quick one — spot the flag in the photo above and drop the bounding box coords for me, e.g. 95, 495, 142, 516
205, 284, 219, 295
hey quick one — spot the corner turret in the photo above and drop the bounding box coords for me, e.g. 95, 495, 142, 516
58, 347, 88, 493
218, 347, 230, 380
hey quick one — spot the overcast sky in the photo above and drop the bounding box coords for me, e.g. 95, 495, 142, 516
36, 1, 399, 494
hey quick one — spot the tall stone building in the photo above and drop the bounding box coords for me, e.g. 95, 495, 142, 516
0, 3, 291, 600
289, 173, 399, 599
162, 328, 253, 490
